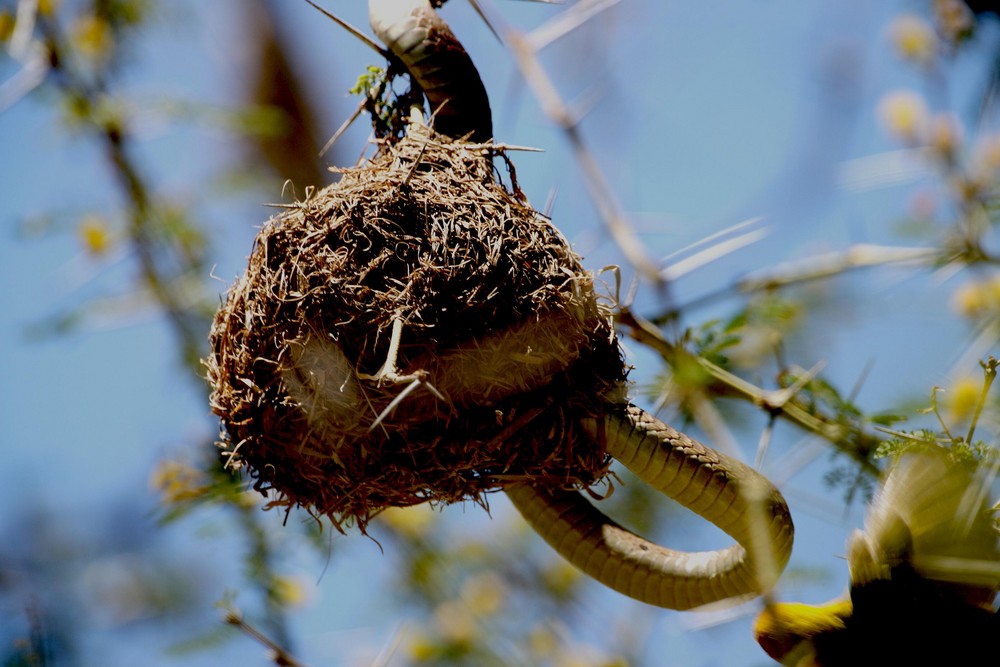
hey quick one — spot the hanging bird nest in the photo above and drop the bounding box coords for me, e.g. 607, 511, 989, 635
206, 124, 626, 531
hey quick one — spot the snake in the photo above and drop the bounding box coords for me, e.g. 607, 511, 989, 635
369, 0, 492, 142
367, 0, 794, 610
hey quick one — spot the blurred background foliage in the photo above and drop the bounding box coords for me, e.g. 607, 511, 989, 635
2, 0, 999, 665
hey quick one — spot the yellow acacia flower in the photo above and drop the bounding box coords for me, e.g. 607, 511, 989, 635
38, 0, 60, 17
72, 14, 113, 63
377, 504, 435, 539
460, 571, 506, 616
432, 600, 476, 644
878, 90, 929, 144
952, 276, 1000, 320
149, 459, 208, 505
405, 630, 438, 662
944, 375, 983, 424
933, 0, 975, 44
0, 10, 14, 42
888, 14, 938, 65
78, 215, 112, 256
528, 624, 559, 658
270, 574, 310, 609
540, 559, 582, 598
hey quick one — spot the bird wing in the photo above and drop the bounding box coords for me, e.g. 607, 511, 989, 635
849, 447, 1000, 606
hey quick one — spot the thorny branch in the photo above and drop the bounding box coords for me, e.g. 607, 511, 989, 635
469, 0, 896, 481
470, 1, 1000, 490
469, 0, 664, 286
619, 307, 883, 479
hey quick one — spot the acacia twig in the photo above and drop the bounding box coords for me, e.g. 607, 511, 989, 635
619, 307, 883, 479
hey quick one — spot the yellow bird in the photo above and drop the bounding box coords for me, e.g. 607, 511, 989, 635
754, 447, 1000, 666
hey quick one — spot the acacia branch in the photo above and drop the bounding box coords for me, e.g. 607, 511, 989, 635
619, 307, 883, 479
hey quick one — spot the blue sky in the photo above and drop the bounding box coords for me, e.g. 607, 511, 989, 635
2, 1, 998, 665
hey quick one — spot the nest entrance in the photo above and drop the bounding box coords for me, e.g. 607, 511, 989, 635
207, 126, 625, 530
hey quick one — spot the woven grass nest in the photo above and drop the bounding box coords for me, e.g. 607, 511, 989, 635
207, 125, 626, 530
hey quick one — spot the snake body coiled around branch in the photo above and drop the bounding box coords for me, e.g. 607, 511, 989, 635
368, 0, 794, 609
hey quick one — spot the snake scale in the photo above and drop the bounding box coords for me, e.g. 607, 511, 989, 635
367, 0, 793, 609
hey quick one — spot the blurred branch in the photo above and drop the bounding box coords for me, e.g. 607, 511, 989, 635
244, 0, 332, 189
234, 499, 296, 653
660, 218, 770, 282
734, 243, 939, 293
470, 0, 663, 286
653, 243, 940, 325
0, 0, 49, 110
7, 4, 308, 660
35, 12, 207, 369
524, 0, 620, 52
7, 600, 57, 667
0, 41, 49, 111
225, 609, 308, 667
